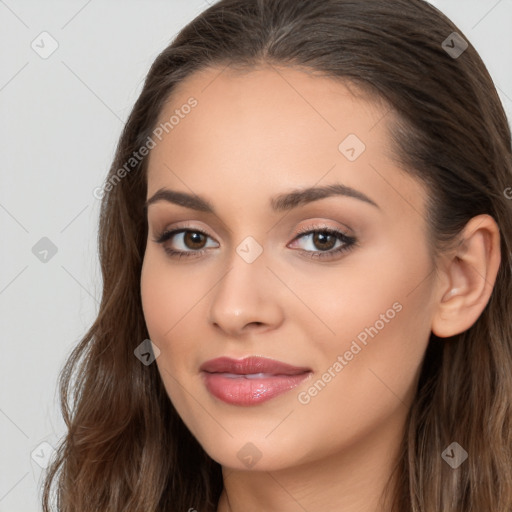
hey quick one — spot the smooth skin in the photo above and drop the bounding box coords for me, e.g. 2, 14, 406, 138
140, 64, 501, 512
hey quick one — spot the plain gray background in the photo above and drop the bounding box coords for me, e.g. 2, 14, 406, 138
1, 1, 511, 510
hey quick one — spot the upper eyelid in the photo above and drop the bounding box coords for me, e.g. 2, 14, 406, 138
155, 226, 356, 263
154, 224, 353, 246
153, 218, 353, 238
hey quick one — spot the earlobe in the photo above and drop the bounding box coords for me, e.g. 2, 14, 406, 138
431, 214, 501, 338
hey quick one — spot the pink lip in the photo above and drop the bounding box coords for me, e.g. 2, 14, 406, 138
200, 356, 312, 406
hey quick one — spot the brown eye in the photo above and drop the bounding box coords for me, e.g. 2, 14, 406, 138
310, 232, 337, 251
153, 228, 219, 259
183, 231, 207, 250
288, 226, 357, 260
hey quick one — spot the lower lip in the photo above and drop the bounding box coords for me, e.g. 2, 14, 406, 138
202, 372, 312, 406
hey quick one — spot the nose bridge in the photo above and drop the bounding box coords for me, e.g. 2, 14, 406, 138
207, 237, 283, 334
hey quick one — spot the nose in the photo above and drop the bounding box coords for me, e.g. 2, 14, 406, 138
207, 248, 285, 337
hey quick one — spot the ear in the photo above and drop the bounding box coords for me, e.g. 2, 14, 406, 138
431, 214, 501, 338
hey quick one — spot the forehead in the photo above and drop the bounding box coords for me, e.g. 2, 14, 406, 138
153, 64, 389, 153
146, 64, 426, 221
149, 65, 387, 171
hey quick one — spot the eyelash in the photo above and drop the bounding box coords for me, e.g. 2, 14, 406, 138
152, 224, 357, 261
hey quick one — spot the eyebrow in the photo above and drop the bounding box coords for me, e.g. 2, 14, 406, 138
144, 183, 379, 213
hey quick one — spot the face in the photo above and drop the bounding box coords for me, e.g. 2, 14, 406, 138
140, 65, 438, 471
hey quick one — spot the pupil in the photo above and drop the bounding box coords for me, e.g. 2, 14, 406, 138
314, 232, 335, 250
186, 232, 205, 249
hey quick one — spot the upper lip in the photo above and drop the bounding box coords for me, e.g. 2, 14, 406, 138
200, 356, 311, 376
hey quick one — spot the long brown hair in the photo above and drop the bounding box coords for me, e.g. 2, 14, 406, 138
42, 0, 512, 510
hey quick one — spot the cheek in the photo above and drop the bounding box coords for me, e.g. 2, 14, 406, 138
300, 240, 431, 348
140, 250, 206, 378
141, 251, 194, 335
140, 255, 194, 412
140, 254, 168, 336
305, 239, 434, 402
304, 300, 430, 447
290, 291, 432, 465
141, 253, 182, 367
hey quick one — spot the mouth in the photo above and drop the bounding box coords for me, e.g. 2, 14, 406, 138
200, 356, 312, 406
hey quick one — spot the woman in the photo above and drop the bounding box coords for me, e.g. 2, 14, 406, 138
43, 0, 512, 510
